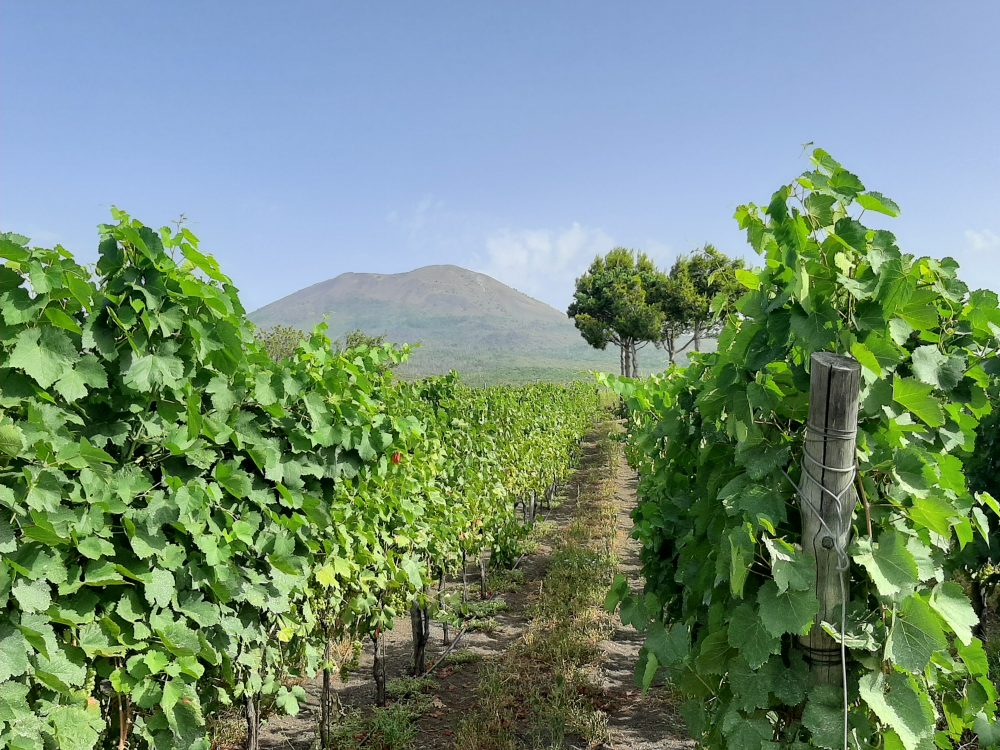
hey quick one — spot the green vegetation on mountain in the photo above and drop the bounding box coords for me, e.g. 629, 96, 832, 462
250, 265, 661, 383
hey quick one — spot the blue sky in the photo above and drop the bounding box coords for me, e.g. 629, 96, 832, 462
2, 2, 998, 312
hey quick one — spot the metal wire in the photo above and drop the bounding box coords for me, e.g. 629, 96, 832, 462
782, 419, 857, 750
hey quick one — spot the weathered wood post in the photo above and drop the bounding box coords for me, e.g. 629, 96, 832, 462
799, 352, 861, 685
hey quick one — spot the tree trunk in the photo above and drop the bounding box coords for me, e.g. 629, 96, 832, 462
116, 695, 132, 750
411, 596, 430, 675
619, 343, 625, 376
461, 551, 468, 603
693, 327, 701, 352
479, 554, 488, 598
372, 630, 387, 706
632, 341, 639, 377
972, 578, 985, 640
245, 694, 260, 750
319, 627, 337, 748
439, 574, 450, 645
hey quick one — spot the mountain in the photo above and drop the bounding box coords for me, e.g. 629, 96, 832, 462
249, 265, 666, 383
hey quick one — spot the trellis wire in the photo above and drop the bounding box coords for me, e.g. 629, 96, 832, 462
783, 419, 858, 750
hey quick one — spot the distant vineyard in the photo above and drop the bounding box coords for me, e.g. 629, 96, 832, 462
606, 151, 1000, 748
0, 213, 603, 750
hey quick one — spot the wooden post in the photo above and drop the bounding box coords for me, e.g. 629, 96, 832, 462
798, 352, 860, 684
479, 554, 488, 598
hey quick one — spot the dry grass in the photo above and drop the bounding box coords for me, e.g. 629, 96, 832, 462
451, 423, 622, 750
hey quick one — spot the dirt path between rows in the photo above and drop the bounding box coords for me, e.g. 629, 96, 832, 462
599, 457, 694, 750
257, 423, 692, 750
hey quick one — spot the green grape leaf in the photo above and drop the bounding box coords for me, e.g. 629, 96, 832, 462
645, 620, 690, 667
857, 191, 900, 217
928, 581, 978, 646
764, 537, 814, 593
34, 643, 87, 691
757, 581, 818, 637
48, 703, 104, 750
144, 568, 176, 609
728, 603, 780, 669
956, 638, 989, 677
910, 345, 964, 391
161, 678, 205, 745
859, 671, 935, 750
851, 341, 882, 377
11, 578, 51, 613
0, 624, 31, 682
802, 685, 845, 749
638, 650, 658, 691
886, 594, 948, 672
853, 531, 919, 597
728, 657, 771, 710
909, 494, 959, 539
123, 351, 184, 392
0, 423, 25, 458
892, 378, 945, 427
0, 680, 31, 723
155, 619, 201, 657
7, 327, 79, 388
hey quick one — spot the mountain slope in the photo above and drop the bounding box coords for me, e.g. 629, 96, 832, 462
250, 265, 658, 382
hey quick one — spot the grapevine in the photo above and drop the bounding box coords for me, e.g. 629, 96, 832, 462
605, 150, 1000, 749
0, 213, 602, 749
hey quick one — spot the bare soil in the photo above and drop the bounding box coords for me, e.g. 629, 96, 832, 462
598, 467, 694, 750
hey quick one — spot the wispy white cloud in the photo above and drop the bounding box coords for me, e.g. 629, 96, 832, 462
477, 223, 615, 311
385, 197, 682, 310
952, 228, 1000, 293
386, 195, 448, 240
965, 228, 1000, 253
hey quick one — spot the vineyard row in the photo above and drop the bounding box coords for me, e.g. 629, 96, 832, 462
0, 214, 604, 750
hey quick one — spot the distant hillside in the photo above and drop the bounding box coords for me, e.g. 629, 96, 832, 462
249, 264, 671, 383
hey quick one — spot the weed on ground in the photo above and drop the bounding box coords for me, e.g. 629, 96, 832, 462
451, 423, 622, 750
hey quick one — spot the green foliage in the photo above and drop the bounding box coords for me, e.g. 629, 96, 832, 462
0, 216, 602, 749
254, 323, 305, 360
338, 328, 387, 352
567, 248, 664, 376
649, 244, 745, 360
603, 150, 1000, 748
964, 378, 1000, 599
250, 264, 627, 385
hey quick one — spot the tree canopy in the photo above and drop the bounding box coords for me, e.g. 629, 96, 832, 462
255, 323, 305, 360
649, 244, 745, 360
568, 244, 744, 374
567, 248, 663, 377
